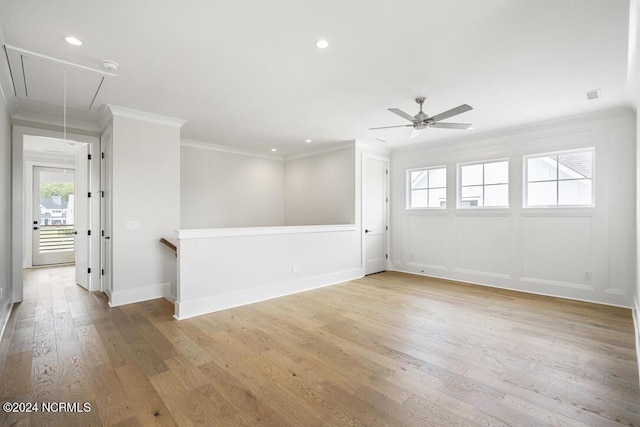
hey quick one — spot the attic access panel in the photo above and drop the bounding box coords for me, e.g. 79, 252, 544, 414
4, 45, 114, 110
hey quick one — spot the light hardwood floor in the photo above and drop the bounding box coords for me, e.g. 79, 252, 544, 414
0, 266, 638, 426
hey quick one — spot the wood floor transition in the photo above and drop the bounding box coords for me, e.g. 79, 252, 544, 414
0, 266, 638, 426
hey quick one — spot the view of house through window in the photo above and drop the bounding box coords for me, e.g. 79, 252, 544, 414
526, 149, 593, 206
408, 167, 446, 208
459, 160, 509, 207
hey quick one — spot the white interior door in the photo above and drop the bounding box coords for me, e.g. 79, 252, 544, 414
32, 166, 75, 266
74, 143, 90, 290
363, 154, 389, 275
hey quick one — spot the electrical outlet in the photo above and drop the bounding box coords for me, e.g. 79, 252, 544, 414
584, 270, 592, 280
196, 239, 208, 249
292, 264, 298, 273
410, 252, 414, 260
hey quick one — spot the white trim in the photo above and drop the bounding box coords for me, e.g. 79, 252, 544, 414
177, 224, 356, 239
107, 105, 186, 128
355, 140, 392, 156
175, 268, 362, 320
109, 282, 171, 307
11, 112, 102, 134
392, 268, 632, 308
392, 106, 634, 156
634, 294, 640, 387
284, 141, 355, 161
181, 138, 283, 161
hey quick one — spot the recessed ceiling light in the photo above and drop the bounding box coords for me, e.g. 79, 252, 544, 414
315, 39, 329, 49
305, 139, 312, 143
65, 36, 83, 46
271, 148, 277, 152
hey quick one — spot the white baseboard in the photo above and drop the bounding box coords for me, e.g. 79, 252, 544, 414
109, 282, 171, 307
0, 299, 13, 342
633, 294, 640, 387
175, 268, 363, 320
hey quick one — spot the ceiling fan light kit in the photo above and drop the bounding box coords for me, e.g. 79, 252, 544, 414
370, 96, 473, 138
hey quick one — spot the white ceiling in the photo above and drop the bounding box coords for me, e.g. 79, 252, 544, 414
0, 0, 636, 158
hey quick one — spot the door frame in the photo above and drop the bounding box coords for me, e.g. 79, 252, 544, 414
12, 126, 101, 303
361, 152, 390, 275
31, 165, 77, 266
24, 160, 77, 267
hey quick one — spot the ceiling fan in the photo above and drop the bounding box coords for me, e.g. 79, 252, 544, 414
370, 97, 473, 138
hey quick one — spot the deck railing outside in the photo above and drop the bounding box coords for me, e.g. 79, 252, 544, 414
39, 225, 75, 253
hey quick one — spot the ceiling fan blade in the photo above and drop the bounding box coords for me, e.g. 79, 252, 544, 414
429, 122, 473, 130
388, 108, 416, 122
429, 104, 473, 122
369, 124, 413, 130
409, 128, 422, 138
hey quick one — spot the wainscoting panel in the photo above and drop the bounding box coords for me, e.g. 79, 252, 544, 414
521, 215, 592, 290
407, 214, 448, 270
454, 215, 511, 278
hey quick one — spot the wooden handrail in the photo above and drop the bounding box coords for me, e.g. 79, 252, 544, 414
160, 237, 177, 256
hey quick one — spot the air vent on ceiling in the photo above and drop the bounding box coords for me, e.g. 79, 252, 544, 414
586, 89, 601, 101
3, 44, 116, 110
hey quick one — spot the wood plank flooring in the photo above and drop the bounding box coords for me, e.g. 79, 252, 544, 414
0, 266, 638, 426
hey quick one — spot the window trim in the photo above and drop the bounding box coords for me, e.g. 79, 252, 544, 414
457, 159, 510, 209
406, 165, 447, 210
523, 147, 595, 208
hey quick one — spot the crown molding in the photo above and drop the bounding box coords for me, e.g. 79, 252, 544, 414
106, 104, 186, 128
181, 139, 283, 161
284, 141, 356, 161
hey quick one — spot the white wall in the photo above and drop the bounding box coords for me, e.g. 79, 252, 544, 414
0, 85, 12, 331
176, 225, 361, 319
284, 146, 356, 225
180, 142, 357, 228
181, 141, 284, 228
391, 108, 635, 307
108, 106, 183, 306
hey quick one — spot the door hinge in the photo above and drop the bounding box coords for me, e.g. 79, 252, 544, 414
101, 230, 104, 237
88, 154, 92, 160
88, 192, 92, 198
101, 191, 104, 198
386, 225, 388, 231
101, 152, 105, 159
101, 269, 104, 276
88, 230, 92, 236
88, 268, 92, 274
385, 254, 388, 259
386, 197, 388, 203
386, 169, 388, 175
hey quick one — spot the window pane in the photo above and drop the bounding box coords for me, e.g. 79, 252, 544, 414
411, 189, 428, 208
559, 179, 592, 205
558, 151, 592, 180
528, 181, 557, 206
461, 186, 483, 207
528, 156, 557, 182
428, 168, 446, 188
461, 164, 483, 186
428, 188, 446, 208
484, 161, 508, 185
410, 170, 427, 190
484, 184, 508, 207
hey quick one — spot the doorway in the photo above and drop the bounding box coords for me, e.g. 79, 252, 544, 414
12, 128, 101, 303
31, 166, 76, 266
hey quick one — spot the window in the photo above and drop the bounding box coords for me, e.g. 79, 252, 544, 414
459, 160, 509, 207
525, 149, 593, 207
407, 166, 446, 208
